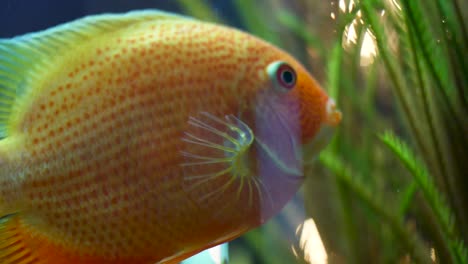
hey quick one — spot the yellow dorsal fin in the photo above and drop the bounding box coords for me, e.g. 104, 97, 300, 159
0, 10, 192, 138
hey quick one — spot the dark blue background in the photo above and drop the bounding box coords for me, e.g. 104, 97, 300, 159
0, 0, 241, 38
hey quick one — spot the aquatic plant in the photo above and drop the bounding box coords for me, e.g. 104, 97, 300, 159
177, 0, 467, 263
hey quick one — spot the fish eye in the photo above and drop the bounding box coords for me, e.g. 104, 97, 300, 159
267, 61, 297, 92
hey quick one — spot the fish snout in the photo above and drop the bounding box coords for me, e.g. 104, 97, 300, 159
324, 98, 342, 127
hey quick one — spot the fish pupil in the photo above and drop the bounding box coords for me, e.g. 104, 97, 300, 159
281, 71, 294, 85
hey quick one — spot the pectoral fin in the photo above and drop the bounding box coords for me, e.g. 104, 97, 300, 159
181, 112, 256, 210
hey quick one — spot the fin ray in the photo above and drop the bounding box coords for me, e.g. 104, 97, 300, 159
0, 214, 150, 263
181, 113, 256, 215
0, 214, 36, 263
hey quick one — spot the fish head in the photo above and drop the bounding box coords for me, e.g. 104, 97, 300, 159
180, 34, 342, 235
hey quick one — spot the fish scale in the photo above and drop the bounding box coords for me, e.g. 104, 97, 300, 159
0, 10, 341, 263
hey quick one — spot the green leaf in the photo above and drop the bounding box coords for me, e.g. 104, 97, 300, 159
326, 43, 343, 101
359, 0, 429, 163
320, 150, 432, 264
398, 181, 417, 216
379, 131, 467, 264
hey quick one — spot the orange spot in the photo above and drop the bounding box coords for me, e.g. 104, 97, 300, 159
101, 115, 108, 123
131, 72, 140, 79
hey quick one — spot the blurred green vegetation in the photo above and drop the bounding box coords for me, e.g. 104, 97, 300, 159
177, 0, 467, 263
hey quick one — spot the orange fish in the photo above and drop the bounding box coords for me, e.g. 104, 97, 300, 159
0, 10, 341, 264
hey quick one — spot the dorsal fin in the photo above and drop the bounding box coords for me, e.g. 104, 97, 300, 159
0, 10, 193, 138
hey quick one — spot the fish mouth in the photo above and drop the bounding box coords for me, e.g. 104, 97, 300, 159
324, 98, 342, 127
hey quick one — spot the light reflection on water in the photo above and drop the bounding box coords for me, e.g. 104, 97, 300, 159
294, 218, 327, 264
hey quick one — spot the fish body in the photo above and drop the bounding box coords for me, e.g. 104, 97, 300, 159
0, 10, 341, 263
